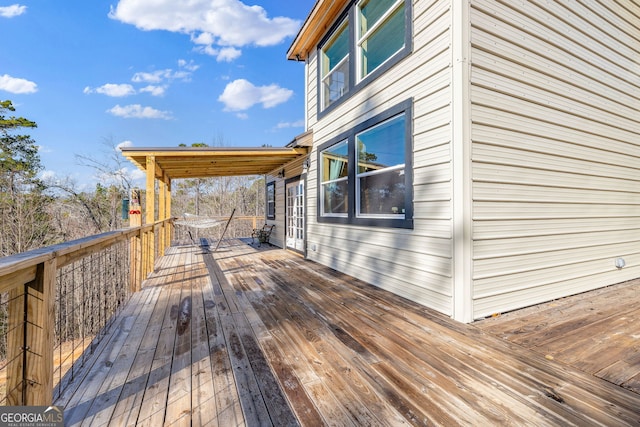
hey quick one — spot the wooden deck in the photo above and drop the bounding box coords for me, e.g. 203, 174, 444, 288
475, 278, 640, 395
56, 239, 640, 426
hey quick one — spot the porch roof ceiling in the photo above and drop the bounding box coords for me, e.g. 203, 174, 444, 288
121, 146, 309, 181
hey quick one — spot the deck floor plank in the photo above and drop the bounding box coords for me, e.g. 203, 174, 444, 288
63, 289, 148, 427
56, 240, 640, 426
80, 286, 161, 427
135, 248, 186, 427
201, 256, 244, 427
477, 278, 640, 398
164, 248, 195, 426
108, 283, 167, 427
190, 251, 218, 427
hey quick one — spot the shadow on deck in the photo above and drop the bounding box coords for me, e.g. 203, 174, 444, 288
56, 238, 640, 426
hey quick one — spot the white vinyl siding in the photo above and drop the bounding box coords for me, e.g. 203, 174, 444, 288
469, 0, 640, 318
306, 0, 454, 315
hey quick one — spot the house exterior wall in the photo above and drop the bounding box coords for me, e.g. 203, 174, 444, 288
266, 155, 307, 249
469, 0, 640, 318
305, 0, 456, 315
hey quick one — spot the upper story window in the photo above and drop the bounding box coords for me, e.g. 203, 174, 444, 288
317, 99, 413, 229
357, 0, 406, 79
318, 0, 411, 115
320, 20, 350, 110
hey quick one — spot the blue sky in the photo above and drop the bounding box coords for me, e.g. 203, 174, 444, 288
0, 0, 314, 187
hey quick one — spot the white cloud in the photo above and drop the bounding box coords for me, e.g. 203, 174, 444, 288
0, 74, 37, 94
84, 83, 136, 97
129, 168, 146, 181
109, 0, 300, 61
177, 59, 199, 72
0, 4, 26, 18
236, 113, 249, 120
216, 47, 242, 62
276, 120, 305, 129
132, 70, 168, 84
88, 60, 194, 101
139, 85, 166, 96
37, 144, 53, 153
107, 104, 172, 119
116, 140, 134, 151
131, 67, 192, 84
218, 79, 293, 112
40, 170, 57, 181
191, 34, 242, 61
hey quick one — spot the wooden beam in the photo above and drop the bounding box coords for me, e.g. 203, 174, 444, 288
25, 259, 56, 405
0, 266, 37, 295
6, 286, 25, 405
166, 180, 172, 248
120, 147, 309, 179
287, 0, 350, 60
146, 156, 156, 277
159, 179, 167, 256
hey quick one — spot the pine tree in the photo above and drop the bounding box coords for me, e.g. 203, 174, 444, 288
0, 100, 53, 255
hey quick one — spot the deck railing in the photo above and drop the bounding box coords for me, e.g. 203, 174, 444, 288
0, 218, 173, 405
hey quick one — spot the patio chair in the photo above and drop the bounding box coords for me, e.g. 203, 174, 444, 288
251, 224, 275, 246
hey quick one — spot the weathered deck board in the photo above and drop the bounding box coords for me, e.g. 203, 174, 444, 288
476, 278, 640, 395
56, 240, 640, 426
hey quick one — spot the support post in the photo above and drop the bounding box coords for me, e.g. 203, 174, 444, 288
159, 179, 167, 256
6, 260, 56, 405
24, 260, 56, 405
129, 189, 142, 292
145, 156, 156, 276
6, 287, 25, 405
165, 179, 172, 249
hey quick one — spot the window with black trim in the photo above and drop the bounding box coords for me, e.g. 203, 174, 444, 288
357, 0, 406, 79
266, 181, 275, 220
317, 99, 413, 229
320, 140, 349, 216
318, 0, 411, 114
320, 19, 349, 110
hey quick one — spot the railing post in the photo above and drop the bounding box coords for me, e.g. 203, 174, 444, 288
129, 189, 143, 292
145, 156, 156, 273
24, 259, 56, 405
129, 229, 142, 293
5, 260, 55, 406
6, 287, 26, 405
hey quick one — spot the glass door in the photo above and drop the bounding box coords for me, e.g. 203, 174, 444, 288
286, 180, 305, 252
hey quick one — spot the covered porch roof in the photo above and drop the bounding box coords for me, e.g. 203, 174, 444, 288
120, 132, 312, 229
121, 145, 309, 181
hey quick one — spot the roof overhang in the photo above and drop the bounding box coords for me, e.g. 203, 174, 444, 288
287, 0, 349, 61
121, 146, 309, 181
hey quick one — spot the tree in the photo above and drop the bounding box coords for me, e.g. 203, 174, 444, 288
75, 136, 135, 195
0, 100, 53, 255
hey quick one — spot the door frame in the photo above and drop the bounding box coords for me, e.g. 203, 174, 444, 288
284, 175, 306, 255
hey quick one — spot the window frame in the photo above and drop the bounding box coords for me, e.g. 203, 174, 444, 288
266, 181, 276, 220
317, 0, 412, 118
319, 139, 350, 217
319, 19, 350, 110
316, 99, 413, 229
356, 0, 406, 81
